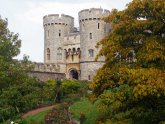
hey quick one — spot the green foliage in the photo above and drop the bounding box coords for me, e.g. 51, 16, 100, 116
0, 17, 57, 123
61, 80, 82, 95
0, 18, 21, 61
91, 0, 165, 123
0, 80, 57, 122
0, 17, 34, 91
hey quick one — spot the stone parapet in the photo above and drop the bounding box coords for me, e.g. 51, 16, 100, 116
29, 71, 65, 82
33, 62, 60, 72
78, 8, 110, 22
43, 14, 74, 29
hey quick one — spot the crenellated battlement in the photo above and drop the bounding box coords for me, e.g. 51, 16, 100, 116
43, 14, 74, 27
33, 62, 60, 73
78, 8, 110, 22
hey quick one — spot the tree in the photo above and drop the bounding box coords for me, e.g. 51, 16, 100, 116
91, 0, 165, 123
0, 17, 35, 122
0, 17, 21, 61
0, 17, 34, 91
0, 17, 59, 123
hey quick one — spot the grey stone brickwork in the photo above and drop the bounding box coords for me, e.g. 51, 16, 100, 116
34, 8, 111, 81
29, 71, 65, 82
79, 8, 111, 80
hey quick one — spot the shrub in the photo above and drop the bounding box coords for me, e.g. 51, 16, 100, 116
61, 80, 82, 95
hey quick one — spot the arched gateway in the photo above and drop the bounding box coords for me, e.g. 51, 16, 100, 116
69, 69, 78, 80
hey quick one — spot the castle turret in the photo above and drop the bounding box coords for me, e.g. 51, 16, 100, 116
43, 14, 74, 64
79, 8, 111, 80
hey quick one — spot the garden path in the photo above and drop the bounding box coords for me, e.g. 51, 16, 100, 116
21, 104, 57, 118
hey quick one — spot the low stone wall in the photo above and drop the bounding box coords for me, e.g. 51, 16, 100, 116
29, 71, 65, 82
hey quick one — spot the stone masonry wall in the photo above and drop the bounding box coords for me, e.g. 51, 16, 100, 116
29, 71, 65, 82
79, 8, 110, 80
42, 8, 111, 81
43, 14, 74, 64
80, 62, 104, 81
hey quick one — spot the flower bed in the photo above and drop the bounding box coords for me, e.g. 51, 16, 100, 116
44, 103, 78, 124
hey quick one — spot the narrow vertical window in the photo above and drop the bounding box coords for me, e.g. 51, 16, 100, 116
98, 23, 100, 29
47, 30, 49, 37
73, 48, 76, 54
89, 49, 94, 57
47, 48, 50, 60
57, 47, 62, 60
59, 30, 61, 37
88, 75, 91, 80
90, 33, 92, 39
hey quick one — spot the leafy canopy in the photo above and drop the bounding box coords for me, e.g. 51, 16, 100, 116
91, 0, 165, 123
0, 17, 37, 122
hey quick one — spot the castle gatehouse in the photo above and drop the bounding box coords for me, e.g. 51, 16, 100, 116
34, 8, 111, 81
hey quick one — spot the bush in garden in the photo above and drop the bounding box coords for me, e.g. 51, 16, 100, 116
0, 80, 57, 123
61, 80, 82, 95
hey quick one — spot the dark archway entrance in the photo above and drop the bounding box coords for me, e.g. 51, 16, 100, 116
69, 69, 78, 80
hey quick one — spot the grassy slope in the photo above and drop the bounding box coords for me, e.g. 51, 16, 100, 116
70, 98, 99, 124
22, 109, 50, 124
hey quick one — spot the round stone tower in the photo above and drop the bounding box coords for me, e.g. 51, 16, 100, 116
79, 8, 111, 80
43, 14, 74, 64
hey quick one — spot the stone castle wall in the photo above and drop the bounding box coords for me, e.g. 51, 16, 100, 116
29, 71, 65, 82
41, 8, 111, 81
79, 8, 111, 80
43, 14, 74, 64
80, 62, 104, 81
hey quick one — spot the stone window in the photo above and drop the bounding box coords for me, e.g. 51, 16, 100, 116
47, 48, 50, 60
77, 48, 81, 58
90, 33, 92, 39
57, 47, 62, 60
89, 49, 94, 57
68, 48, 71, 55
98, 23, 100, 29
47, 30, 49, 37
73, 48, 76, 54
59, 30, 61, 37
88, 75, 91, 80
82, 23, 85, 31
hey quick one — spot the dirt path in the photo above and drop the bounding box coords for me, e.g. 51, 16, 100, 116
22, 105, 57, 118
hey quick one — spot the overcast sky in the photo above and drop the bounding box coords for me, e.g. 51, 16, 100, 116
0, 0, 132, 62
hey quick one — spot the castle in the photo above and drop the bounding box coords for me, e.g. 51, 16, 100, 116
34, 8, 111, 81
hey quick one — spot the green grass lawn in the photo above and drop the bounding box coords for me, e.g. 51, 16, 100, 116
69, 98, 99, 124
25, 109, 50, 123
16, 109, 51, 124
